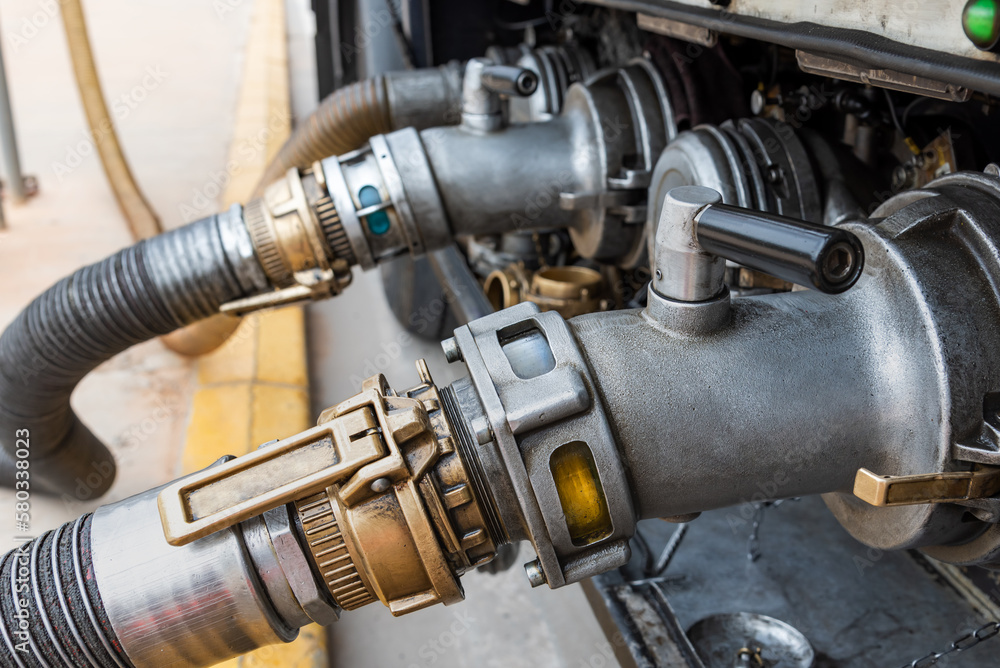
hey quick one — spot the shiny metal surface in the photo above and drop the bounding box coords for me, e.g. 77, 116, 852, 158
262, 505, 341, 626
570, 174, 1000, 560
384, 64, 463, 132
243, 512, 312, 629
645, 118, 823, 275
91, 486, 295, 666
216, 203, 270, 294
651, 185, 724, 302
427, 244, 494, 323
446, 303, 635, 588
318, 60, 674, 269
460, 58, 504, 132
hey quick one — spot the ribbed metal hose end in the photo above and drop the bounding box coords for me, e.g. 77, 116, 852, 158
257, 76, 391, 192
0, 515, 132, 668
314, 192, 356, 266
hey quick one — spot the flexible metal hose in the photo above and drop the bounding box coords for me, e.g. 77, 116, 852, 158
0, 210, 268, 496
61, 0, 162, 241
255, 76, 392, 195
256, 65, 463, 194
0, 515, 131, 667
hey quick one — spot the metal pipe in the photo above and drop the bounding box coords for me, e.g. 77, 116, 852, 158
427, 244, 494, 323
0, 15, 24, 207
255, 65, 463, 196
164, 64, 465, 357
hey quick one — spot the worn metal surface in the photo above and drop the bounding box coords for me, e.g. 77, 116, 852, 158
307, 271, 617, 668
566, 174, 1000, 562
447, 303, 636, 588
319, 60, 674, 267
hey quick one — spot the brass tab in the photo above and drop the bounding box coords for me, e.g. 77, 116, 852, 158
158, 404, 385, 546
853, 466, 1000, 507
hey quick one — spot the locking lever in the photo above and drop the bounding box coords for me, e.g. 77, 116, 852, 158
853, 466, 1000, 507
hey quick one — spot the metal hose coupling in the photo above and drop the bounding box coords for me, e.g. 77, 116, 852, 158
0, 364, 500, 666
219, 166, 356, 315
159, 361, 499, 617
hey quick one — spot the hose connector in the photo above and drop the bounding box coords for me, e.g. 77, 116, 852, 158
220, 166, 355, 315
158, 361, 498, 616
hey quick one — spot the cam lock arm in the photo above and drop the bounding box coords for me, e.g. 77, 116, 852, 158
853, 466, 1000, 507
158, 364, 441, 547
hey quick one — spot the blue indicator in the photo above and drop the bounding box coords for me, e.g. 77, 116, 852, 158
358, 185, 391, 235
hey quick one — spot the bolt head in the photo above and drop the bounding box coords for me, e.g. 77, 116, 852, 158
471, 416, 493, 445
371, 478, 392, 494
441, 337, 462, 363
524, 559, 547, 588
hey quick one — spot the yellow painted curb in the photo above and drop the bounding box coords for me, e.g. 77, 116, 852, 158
180, 0, 326, 665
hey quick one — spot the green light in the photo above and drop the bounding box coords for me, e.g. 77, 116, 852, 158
964, 0, 1000, 49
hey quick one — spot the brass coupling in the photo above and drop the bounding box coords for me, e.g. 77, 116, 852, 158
484, 263, 610, 319
222, 166, 355, 315
157, 361, 497, 618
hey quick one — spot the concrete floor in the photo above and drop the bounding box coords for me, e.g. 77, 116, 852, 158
0, 0, 253, 548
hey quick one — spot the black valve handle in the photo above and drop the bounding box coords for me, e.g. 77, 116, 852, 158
695, 204, 865, 294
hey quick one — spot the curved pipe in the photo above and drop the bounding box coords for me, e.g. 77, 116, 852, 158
256, 65, 463, 196
61, 0, 162, 240
0, 208, 269, 497
256, 77, 390, 194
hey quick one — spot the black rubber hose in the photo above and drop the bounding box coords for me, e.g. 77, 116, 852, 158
0, 211, 268, 498
0, 514, 133, 667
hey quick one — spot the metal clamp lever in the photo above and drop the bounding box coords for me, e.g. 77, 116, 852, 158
853, 466, 1000, 507
219, 267, 346, 316
157, 378, 435, 546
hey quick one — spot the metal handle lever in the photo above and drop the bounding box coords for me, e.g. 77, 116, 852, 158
853, 466, 1000, 507
695, 204, 865, 294
158, 374, 437, 546
480, 65, 539, 97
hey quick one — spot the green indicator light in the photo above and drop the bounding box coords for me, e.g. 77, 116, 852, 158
358, 185, 391, 236
964, 0, 1000, 49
